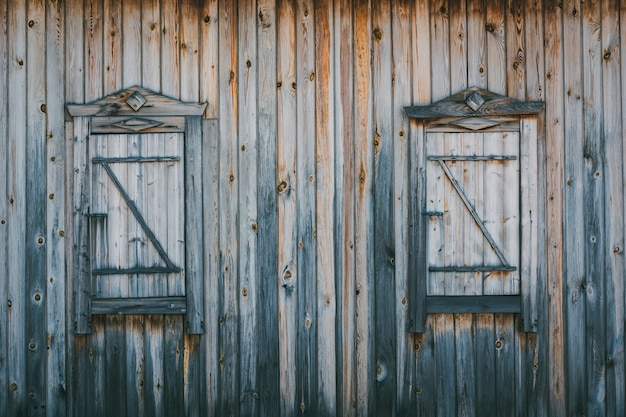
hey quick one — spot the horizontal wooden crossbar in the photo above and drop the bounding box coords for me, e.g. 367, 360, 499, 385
92, 266, 181, 275
91, 296, 186, 315
426, 295, 521, 313
429, 266, 517, 272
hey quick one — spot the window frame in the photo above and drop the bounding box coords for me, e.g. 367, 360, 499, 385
67, 87, 207, 334
405, 88, 543, 333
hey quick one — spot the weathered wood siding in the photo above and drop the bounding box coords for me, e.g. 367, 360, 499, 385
0, 0, 625, 415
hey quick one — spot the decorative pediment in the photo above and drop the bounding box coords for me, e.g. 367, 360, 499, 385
404, 87, 544, 120
66, 86, 206, 117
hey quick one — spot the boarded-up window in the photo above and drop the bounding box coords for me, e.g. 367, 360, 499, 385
405, 88, 543, 332
68, 87, 206, 334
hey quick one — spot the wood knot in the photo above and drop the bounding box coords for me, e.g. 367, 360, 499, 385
603, 51, 611, 61
495, 340, 503, 350
277, 181, 288, 194
204, 15, 210, 23
28, 20, 34, 28
485, 22, 495, 33
373, 27, 382, 41
440, 6, 447, 14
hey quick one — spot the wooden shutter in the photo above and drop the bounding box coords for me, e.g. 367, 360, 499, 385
68, 87, 207, 334
405, 88, 542, 332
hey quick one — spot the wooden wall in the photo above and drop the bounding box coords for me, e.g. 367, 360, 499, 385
0, 0, 624, 415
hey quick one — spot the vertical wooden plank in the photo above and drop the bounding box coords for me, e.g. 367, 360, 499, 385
485, 0, 506, 94
0, 0, 8, 410
475, 314, 495, 416
462, 133, 483, 296
372, 0, 395, 414
103, 0, 122, 93
72, 118, 92, 333
74, 326, 104, 417
276, 0, 298, 414
200, 0, 218, 118
467, 0, 487, 88
425, 132, 444, 297
523, 0, 547, 415
391, 0, 412, 414
166, 132, 185, 297
122, 0, 141, 88
434, 314, 455, 417
85, 0, 103, 101
582, 0, 606, 415
430, 0, 450, 100
66, 0, 84, 101
237, 0, 259, 414
502, 131, 520, 295
601, 0, 624, 414
185, 117, 204, 333
161, 0, 180, 97
353, 1, 375, 414
130, 127, 145, 292
104, 316, 126, 416
144, 316, 164, 417
562, 0, 585, 412
520, 119, 538, 330
256, 0, 280, 414
409, 0, 432, 333
314, 0, 336, 414
544, 0, 566, 415
197, 118, 217, 417
184, 335, 207, 417
619, 2, 626, 413
180, 0, 199, 101
494, 315, 515, 415
449, 0, 467, 92
334, 0, 356, 413
506, 0, 525, 99
414, 317, 436, 416
65, 0, 84, 413
409, 122, 429, 326
25, 0, 47, 413
218, 0, 239, 414
163, 316, 184, 416
454, 314, 475, 417
295, 0, 318, 414
441, 133, 457, 294
125, 316, 146, 417
46, 0, 67, 415
141, 0, 160, 92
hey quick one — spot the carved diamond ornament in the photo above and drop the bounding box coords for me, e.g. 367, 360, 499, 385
112, 118, 163, 132
450, 117, 501, 131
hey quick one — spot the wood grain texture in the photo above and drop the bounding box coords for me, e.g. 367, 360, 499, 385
238, 0, 259, 414
601, 1, 625, 415
562, 0, 586, 412
217, 0, 240, 414
7, 1, 626, 415
391, 0, 412, 414
544, 1, 566, 414
334, 0, 356, 414
314, 0, 336, 414
353, 1, 375, 414
372, 1, 396, 414
0, 0, 8, 411
255, 0, 280, 413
